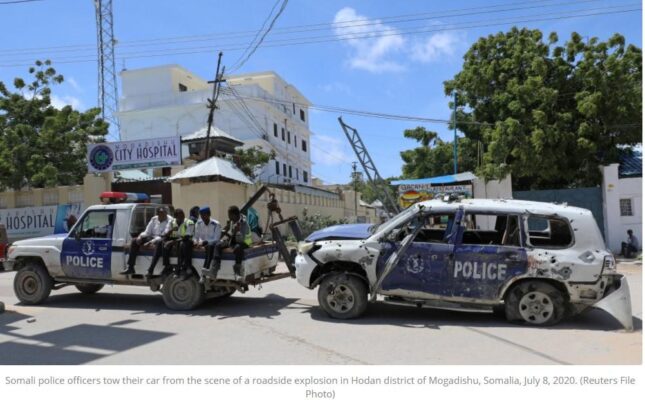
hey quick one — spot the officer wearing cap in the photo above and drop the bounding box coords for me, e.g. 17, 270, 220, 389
194, 206, 222, 278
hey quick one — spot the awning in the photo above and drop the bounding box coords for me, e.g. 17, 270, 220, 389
181, 126, 243, 146
391, 171, 477, 186
168, 157, 252, 184
112, 169, 153, 182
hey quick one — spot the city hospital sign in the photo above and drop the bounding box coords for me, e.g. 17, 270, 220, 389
87, 137, 181, 173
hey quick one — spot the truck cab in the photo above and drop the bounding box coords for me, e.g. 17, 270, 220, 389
4, 203, 280, 310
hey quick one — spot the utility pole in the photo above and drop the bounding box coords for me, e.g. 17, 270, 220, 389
351, 161, 358, 220
203, 52, 225, 161
453, 91, 458, 174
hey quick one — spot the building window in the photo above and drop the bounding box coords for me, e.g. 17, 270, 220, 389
275, 160, 280, 175
300, 109, 305, 122
287, 131, 291, 144
288, 165, 292, 178
281, 128, 285, 141
294, 135, 297, 147
178, 83, 187, 92
273, 123, 278, 137
296, 168, 299, 180
303, 171, 308, 183
302, 140, 307, 152
620, 198, 633, 216
283, 163, 287, 176
293, 103, 296, 114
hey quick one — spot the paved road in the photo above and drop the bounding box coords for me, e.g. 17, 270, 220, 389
0, 263, 641, 365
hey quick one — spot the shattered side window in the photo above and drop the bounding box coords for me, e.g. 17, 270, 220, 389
526, 216, 573, 248
461, 213, 521, 247
413, 213, 455, 243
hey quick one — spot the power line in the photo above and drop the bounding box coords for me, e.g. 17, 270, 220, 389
0, 1, 634, 64
0, 0, 42, 4
228, 0, 288, 72
228, 0, 283, 72
0, 5, 638, 66
3, 0, 593, 54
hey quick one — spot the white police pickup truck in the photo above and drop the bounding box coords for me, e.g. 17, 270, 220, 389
3, 203, 281, 310
295, 198, 633, 329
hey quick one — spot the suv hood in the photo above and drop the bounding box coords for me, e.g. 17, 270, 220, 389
306, 223, 373, 241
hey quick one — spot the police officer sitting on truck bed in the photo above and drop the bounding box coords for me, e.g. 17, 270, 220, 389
162, 208, 195, 279
122, 206, 171, 276
209, 206, 252, 279
194, 206, 222, 279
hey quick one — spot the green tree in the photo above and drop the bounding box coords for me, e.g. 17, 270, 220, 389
233, 146, 275, 180
400, 126, 478, 179
0, 60, 108, 190
443, 28, 641, 189
349, 173, 398, 205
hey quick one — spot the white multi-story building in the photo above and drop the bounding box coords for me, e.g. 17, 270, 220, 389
116, 65, 313, 185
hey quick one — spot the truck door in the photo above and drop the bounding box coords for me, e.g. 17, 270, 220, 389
380, 210, 462, 297
61, 210, 116, 280
452, 212, 527, 300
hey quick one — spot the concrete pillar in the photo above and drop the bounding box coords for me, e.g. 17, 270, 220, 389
83, 173, 111, 206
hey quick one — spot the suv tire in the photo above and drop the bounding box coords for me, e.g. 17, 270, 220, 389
317, 273, 368, 319
505, 281, 567, 326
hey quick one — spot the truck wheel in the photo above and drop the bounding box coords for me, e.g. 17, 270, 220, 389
162, 274, 205, 311
13, 263, 53, 305
75, 283, 104, 294
505, 281, 567, 326
317, 273, 368, 319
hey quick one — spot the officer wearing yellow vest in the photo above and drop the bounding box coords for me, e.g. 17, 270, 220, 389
210, 205, 252, 278
162, 208, 195, 278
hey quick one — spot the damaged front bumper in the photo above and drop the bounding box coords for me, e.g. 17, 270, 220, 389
592, 275, 633, 331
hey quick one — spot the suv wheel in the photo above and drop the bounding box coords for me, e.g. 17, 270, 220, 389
505, 281, 567, 326
317, 273, 368, 319
14, 262, 53, 305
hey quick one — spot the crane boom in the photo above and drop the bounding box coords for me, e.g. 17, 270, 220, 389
338, 117, 400, 216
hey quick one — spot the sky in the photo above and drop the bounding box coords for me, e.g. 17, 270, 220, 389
0, 0, 642, 185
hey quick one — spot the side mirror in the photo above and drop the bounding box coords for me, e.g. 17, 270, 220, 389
74, 231, 81, 241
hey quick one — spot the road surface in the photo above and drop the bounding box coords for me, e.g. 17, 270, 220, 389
0, 262, 641, 364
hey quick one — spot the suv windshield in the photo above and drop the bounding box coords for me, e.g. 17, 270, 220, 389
371, 205, 418, 237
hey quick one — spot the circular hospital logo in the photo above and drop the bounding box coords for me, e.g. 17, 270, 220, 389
82, 241, 95, 256
89, 145, 114, 171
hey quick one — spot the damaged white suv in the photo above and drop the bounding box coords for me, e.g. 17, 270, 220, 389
295, 198, 633, 329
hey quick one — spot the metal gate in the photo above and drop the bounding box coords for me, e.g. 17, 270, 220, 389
513, 187, 605, 238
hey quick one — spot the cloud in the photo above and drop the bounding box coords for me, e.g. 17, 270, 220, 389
410, 32, 462, 63
311, 134, 353, 166
333, 7, 406, 73
67, 77, 82, 92
319, 81, 352, 95
50, 94, 83, 110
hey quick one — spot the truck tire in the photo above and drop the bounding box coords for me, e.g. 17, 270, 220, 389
212, 287, 236, 299
75, 283, 104, 294
317, 273, 368, 319
13, 262, 53, 305
162, 274, 205, 311
504, 281, 567, 326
